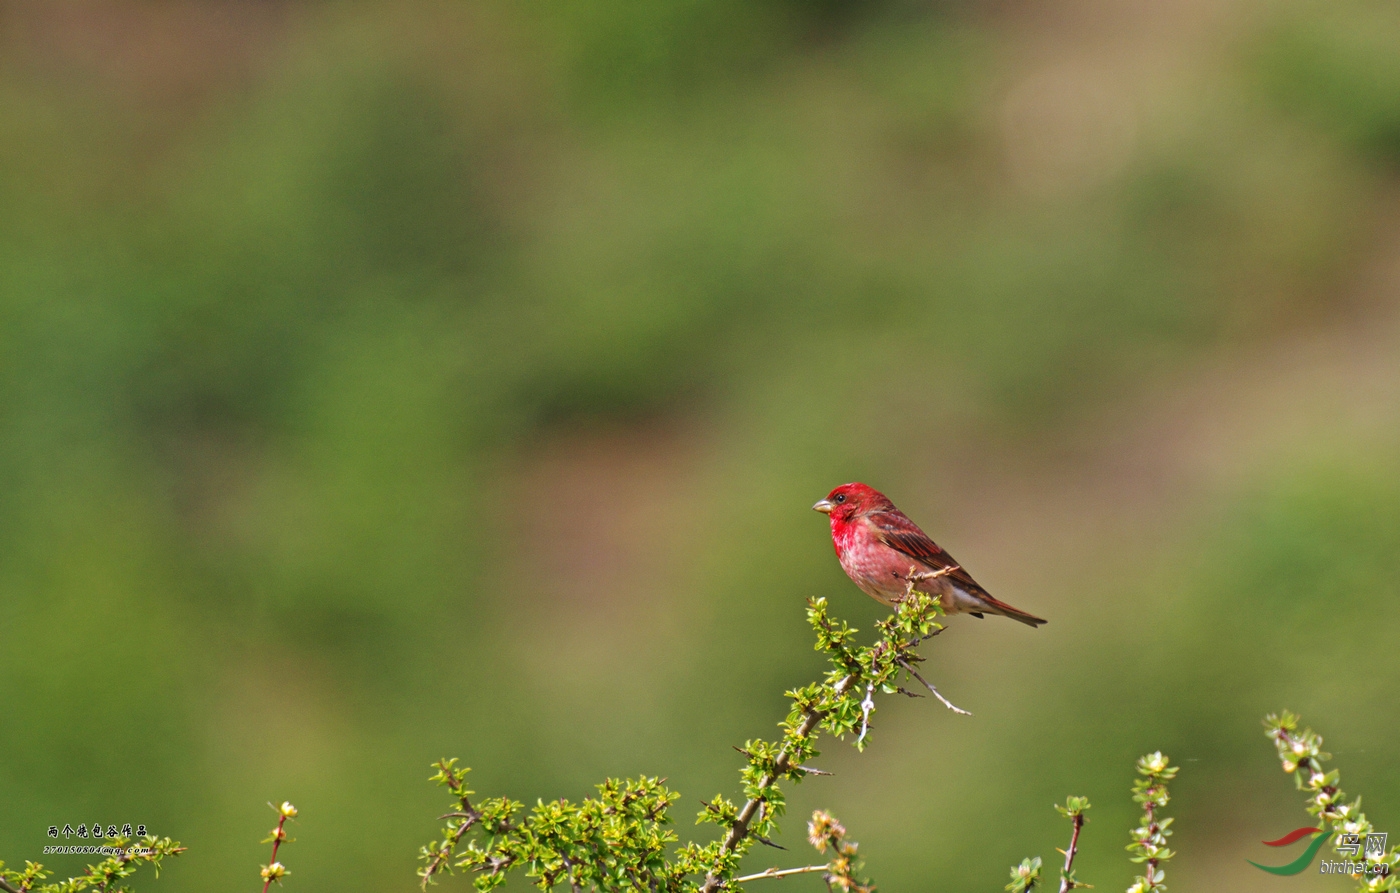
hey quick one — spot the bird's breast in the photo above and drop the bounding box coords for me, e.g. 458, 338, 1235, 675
834, 524, 913, 603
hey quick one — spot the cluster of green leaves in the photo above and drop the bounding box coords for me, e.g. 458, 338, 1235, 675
1265, 711, 1400, 891
420, 592, 951, 891
1125, 753, 1177, 893
416, 761, 873, 893
0, 838, 183, 893
419, 760, 687, 892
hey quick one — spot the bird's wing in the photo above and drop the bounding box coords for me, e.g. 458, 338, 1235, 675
868, 510, 989, 595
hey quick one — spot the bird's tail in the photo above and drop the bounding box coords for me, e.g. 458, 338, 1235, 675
979, 595, 1047, 627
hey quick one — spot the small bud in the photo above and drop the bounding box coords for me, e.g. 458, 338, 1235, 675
278, 802, 298, 819
261, 862, 289, 882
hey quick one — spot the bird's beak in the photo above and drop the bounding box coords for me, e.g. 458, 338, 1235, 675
812, 499, 834, 514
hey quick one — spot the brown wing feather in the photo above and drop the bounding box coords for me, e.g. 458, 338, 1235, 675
868, 510, 990, 596
868, 509, 1047, 627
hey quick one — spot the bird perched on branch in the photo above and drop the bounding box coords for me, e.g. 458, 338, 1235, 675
813, 482, 1046, 627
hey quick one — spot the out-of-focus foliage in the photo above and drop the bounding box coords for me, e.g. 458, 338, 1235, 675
1254, 4, 1400, 164
1, 1, 1399, 891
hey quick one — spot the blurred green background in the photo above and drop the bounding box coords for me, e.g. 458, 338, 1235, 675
2, 1, 1399, 890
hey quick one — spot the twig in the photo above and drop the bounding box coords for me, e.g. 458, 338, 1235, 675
702, 592, 958, 891
897, 658, 971, 716
733, 865, 829, 883
856, 682, 876, 747
904, 564, 960, 609
906, 565, 960, 588
1057, 811, 1085, 893
560, 855, 583, 893
751, 806, 787, 852
0, 877, 22, 893
421, 764, 482, 888
903, 565, 959, 646
698, 676, 853, 893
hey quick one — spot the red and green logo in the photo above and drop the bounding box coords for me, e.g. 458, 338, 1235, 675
1248, 826, 1329, 875
1249, 827, 1391, 876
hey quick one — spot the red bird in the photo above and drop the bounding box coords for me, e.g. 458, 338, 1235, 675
813, 482, 1046, 627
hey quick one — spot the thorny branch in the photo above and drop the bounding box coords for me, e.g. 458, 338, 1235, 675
1058, 813, 1084, 893
420, 760, 481, 888
698, 675, 854, 893
1053, 797, 1090, 893
700, 579, 966, 891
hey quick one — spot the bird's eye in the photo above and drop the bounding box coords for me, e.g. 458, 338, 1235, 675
834, 494, 846, 504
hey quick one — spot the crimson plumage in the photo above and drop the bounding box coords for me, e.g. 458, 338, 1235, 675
813, 482, 1046, 627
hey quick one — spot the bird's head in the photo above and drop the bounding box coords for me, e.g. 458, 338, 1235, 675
812, 482, 891, 522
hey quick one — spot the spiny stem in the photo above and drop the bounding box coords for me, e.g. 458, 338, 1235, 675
262, 814, 288, 893
1058, 812, 1084, 893
420, 762, 482, 889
